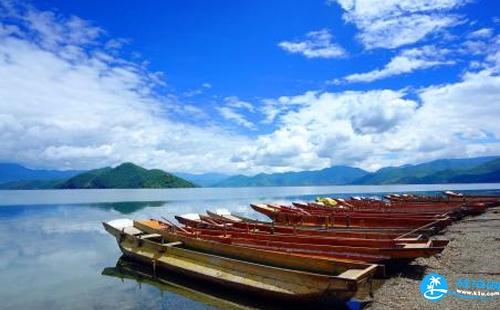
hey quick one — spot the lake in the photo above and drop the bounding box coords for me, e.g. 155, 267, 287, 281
1, 183, 500, 310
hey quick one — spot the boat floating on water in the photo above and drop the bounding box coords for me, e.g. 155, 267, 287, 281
103, 218, 380, 301
103, 191, 497, 303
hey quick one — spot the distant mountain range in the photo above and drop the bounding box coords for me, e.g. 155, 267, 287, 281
173, 172, 231, 187
0, 163, 195, 189
0, 163, 82, 184
1, 156, 499, 189
215, 166, 368, 187
354, 156, 500, 185
183, 156, 500, 187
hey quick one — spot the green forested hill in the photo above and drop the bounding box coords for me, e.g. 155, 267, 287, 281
58, 163, 195, 189
354, 156, 500, 184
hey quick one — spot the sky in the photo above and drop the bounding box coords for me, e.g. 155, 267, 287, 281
0, 0, 499, 174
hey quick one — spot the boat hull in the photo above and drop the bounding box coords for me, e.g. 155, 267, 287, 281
251, 204, 451, 229
103, 219, 379, 301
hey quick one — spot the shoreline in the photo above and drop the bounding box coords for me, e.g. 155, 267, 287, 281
365, 206, 500, 309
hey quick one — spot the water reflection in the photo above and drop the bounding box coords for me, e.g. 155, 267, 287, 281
93, 201, 168, 214
102, 257, 251, 310
102, 256, 364, 310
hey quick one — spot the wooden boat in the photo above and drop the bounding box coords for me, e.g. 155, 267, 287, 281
251, 204, 452, 229
293, 201, 451, 214
205, 210, 427, 243
199, 212, 436, 239
280, 203, 455, 222
220, 210, 390, 229
444, 191, 500, 204
134, 219, 384, 275
102, 257, 257, 310
292, 201, 467, 221
386, 191, 498, 207
386, 200, 487, 216
103, 218, 381, 301
212, 235, 448, 262
288, 203, 450, 219
180, 224, 437, 248
142, 218, 447, 262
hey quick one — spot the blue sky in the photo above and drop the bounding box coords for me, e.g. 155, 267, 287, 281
34, 0, 496, 96
0, 0, 499, 174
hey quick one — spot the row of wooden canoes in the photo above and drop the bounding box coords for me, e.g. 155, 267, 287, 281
388, 191, 500, 205
103, 218, 381, 301
296, 194, 492, 215
103, 191, 496, 302
293, 200, 484, 216
250, 203, 453, 229
182, 211, 435, 239
170, 214, 449, 262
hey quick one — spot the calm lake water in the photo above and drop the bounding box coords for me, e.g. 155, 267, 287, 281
1, 184, 500, 310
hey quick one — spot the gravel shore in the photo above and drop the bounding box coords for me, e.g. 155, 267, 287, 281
363, 206, 500, 310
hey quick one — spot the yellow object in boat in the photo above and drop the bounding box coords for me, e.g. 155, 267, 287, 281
315, 197, 337, 206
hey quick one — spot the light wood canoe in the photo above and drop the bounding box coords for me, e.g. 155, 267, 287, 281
103, 219, 380, 301
134, 219, 386, 274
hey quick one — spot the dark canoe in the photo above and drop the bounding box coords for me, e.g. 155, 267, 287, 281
387, 201, 487, 215
387, 192, 499, 207
202, 211, 435, 239
104, 219, 381, 301
445, 192, 500, 205
251, 204, 452, 229
182, 226, 422, 248
291, 202, 454, 218
218, 236, 447, 261
171, 232, 446, 262
138, 219, 446, 263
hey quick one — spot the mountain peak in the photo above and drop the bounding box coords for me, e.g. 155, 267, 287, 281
114, 162, 143, 171
57, 162, 195, 189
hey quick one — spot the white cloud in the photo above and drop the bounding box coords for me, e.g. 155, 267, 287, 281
0, 2, 249, 173
224, 96, 254, 112
332, 0, 468, 49
104, 38, 129, 50
467, 27, 493, 39
337, 46, 454, 83
260, 92, 319, 124
233, 58, 500, 172
460, 30, 498, 57
234, 90, 419, 171
278, 29, 346, 58
216, 107, 255, 129
23, 9, 103, 48
215, 96, 256, 129
183, 82, 213, 97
